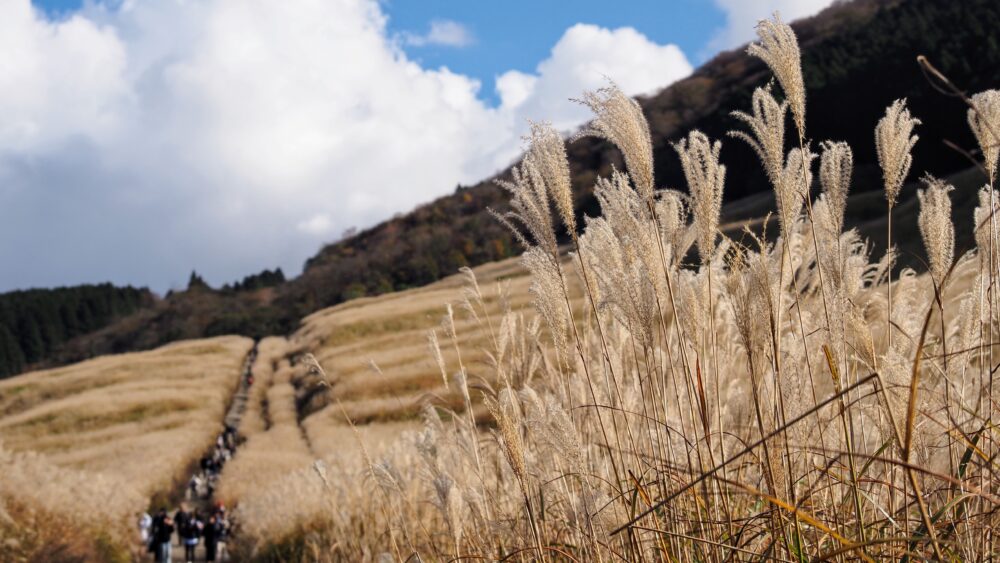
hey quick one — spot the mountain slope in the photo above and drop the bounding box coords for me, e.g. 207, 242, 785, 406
283, 0, 999, 313
14, 0, 1000, 378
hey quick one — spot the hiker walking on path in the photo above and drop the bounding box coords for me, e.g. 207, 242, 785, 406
144, 342, 254, 562
139, 511, 152, 544
151, 510, 174, 563
203, 508, 229, 562
175, 504, 202, 563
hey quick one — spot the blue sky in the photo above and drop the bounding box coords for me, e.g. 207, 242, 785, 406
9, 0, 833, 292
382, 0, 725, 102
34, 0, 726, 105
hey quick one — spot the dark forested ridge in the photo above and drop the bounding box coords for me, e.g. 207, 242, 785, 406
6, 0, 1000, 378
0, 284, 153, 378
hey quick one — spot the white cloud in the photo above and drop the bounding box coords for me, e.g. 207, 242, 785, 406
708, 0, 836, 53
401, 19, 474, 48
0, 0, 692, 292
497, 24, 692, 136
0, 1, 128, 153
297, 214, 334, 236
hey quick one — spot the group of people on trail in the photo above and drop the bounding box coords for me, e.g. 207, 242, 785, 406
189, 425, 239, 500
141, 426, 240, 562
137, 348, 254, 562
141, 502, 229, 563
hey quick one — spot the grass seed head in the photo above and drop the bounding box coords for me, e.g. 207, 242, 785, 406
973, 186, 1000, 271
819, 140, 853, 235
748, 12, 806, 135
674, 130, 725, 263
575, 82, 655, 200
776, 146, 816, 235
917, 175, 955, 288
969, 90, 1000, 183
526, 121, 576, 234
876, 98, 920, 207
730, 84, 789, 230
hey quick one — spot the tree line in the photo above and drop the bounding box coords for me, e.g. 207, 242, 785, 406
0, 284, 153, 378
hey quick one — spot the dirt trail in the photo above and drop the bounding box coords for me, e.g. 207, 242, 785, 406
223, 345, 256, 437
150, 341, 258, 562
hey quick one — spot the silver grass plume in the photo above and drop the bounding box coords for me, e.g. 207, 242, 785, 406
968, 90, 1000, 183
443, 303, 457, 340
776, 146, 816, 235
527, 121, 576, 233
730, 84, 788, 200
819, 141, 853, 235
876, 99, 920, 207
725, 247, 755, 350
575, 83, 655, 200
522, 247, 570, 359
973, 186, 1000, 272
493, 134, 562, 254
811, 197, 840, 289
370, 459, 405, 495
427, 329, 448, 388
725, 244, 771, 373
950, 283, 983, 385
458, 266, 488, 327
579, 217, 657, 347
582, 171, 661, 345
485, 394, 527, 482
435, 475, 464, 549
674, 130, 725, 263
655, 189, 692, 264
519, 388, 585, 473
677, 269, 709, 339
590, 168, 666, 287
747, 12, 806, 135
917, 176, 955, 288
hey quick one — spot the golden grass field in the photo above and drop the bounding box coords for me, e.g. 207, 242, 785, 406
187, 258, 577, 559
0, 336, 252, 560
216, 337, 314, 506
296, 258, 538, 422
0, 254, 557, 561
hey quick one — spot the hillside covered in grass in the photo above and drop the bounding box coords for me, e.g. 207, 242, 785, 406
0, 335, 252, 560
10, 0, 1000, 380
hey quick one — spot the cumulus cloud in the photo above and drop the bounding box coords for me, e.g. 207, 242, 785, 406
0, 2, 127, 153
401, 19, 474, 48
497, 24, 691, 135
0, 0, 691, 292
707, 0, 836, 52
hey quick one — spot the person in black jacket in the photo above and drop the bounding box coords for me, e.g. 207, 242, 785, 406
203, 512, 228, 562
148, 509, 163, 556
153, 514, 174, 563
175, 505, 201, 563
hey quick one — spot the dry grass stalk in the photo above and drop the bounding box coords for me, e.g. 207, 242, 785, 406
574, 83, 655, 199
747, 12, 806, 135
969, 89, 1000, 182
674, 130, 725, 264
917, 175, 955, 288
876, 99, 921, 207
